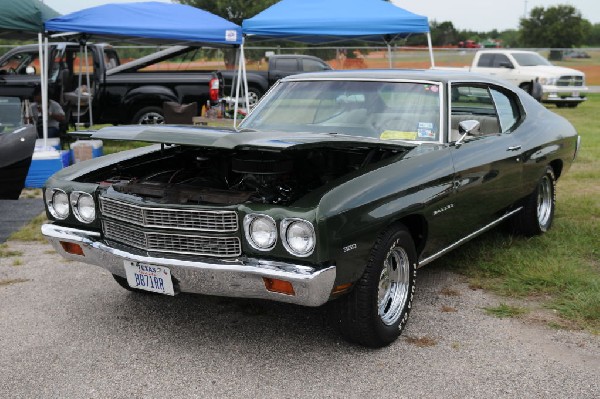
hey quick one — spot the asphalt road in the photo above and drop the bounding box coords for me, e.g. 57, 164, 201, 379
1, 240, 598, 398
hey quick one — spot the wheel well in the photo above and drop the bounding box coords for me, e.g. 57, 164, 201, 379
549, 159, 564, 180
395, 214, 428, 257
519, 82, 532, 92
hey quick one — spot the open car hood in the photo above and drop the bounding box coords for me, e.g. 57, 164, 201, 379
90, 125, 417, 151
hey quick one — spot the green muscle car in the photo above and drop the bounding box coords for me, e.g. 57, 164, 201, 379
42, 70, 580, 347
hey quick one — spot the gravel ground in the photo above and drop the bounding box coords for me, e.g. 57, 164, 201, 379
1, 240, 598, 398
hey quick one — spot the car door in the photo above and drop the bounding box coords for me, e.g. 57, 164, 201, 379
0, 50, 42, 99
446, 83, 524, 238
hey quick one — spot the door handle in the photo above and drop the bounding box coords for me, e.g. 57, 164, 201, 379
507, 145, 521, 151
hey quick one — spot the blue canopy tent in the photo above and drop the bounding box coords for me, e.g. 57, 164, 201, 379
242, 0, 434, 68
45, 2, 242, 46
39, 2, 244, 141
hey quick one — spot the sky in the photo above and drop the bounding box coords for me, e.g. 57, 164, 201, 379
44, 0, 600, 32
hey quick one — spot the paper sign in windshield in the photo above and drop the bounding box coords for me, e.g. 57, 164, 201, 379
380, 130, 418, 140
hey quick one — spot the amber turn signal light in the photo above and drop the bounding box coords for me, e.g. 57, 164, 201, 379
332, 283, 353, 294
263, 278, 295, 295
60, 241, 85, 256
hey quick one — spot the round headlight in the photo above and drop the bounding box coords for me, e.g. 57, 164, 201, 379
46, 189, 70, 220
244, 214, 277, 251
281, 219, 315, 257
71, 192, 96, 223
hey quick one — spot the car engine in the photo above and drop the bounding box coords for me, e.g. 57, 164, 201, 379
79, 146, 402, 206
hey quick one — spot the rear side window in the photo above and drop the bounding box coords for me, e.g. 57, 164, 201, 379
273, 58, 298, 72
490, 88, 521, 132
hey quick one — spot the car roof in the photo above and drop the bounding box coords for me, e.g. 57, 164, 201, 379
282, 68, 507, 86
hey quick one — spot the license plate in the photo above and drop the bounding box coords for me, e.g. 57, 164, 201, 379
572, 91, 580, 97
124, 261, 175, 295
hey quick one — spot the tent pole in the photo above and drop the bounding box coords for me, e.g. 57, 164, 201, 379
241, 45, 250, 115
42, 34, 50, 148
37, 33, 45, 147
230, 49, 240, 99
427, 32, 435, 68
76, 44, 83, 130
387, 43, 392, 69
233, 45, 242, 128
84, 44, 93, 126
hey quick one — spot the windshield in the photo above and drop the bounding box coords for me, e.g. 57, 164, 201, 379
240, 80, 442, 142
512, 53, 553, 66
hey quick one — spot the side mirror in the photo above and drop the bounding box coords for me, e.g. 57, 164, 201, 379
25, 66, 36, 75
455, 120, 481, 147
498, 62, 513, 69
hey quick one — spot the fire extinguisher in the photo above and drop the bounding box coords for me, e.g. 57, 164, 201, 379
209, 73, 220, 103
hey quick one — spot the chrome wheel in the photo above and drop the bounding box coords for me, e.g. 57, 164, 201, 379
377, 243, 410, 326
247, 90, 260, 107
138, 112, 164, 125
537, 175, 552, 228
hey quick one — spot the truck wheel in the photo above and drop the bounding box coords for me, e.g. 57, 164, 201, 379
330, 224, 417, 347
247, 87, 263, 107
512, 166, 555, 236
132, 106, 165, 125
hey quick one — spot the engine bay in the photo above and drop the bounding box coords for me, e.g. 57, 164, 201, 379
79, 145, 404, 206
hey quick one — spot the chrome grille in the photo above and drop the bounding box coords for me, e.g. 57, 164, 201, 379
557, 75, 584, 87
100, 197, 238, 232
102, 220, 241, 257
102, 219, 146, 249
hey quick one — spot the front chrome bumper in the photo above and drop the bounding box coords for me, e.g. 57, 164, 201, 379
42, 223, 336, 307
541, 85, 588, 103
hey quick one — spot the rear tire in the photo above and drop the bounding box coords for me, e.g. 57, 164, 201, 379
330, 224, 417, 347
247, 86, 263, 107
512, 166, 556, 236
132, 106, 165, 125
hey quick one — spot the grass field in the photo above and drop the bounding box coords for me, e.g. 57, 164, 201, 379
12, 93, 600, 333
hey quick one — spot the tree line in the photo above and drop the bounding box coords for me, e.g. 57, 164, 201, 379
178, 1, 597, 49
422, 5, 598, 49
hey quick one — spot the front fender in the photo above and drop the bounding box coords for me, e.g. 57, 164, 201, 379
315, 147, 454, 284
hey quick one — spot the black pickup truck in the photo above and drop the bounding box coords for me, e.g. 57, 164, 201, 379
0, 43, 331, 125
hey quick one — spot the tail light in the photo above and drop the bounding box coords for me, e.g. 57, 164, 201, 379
209, 76, 219, 102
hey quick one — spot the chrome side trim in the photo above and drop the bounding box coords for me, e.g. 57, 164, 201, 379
419, 207, 523, 267
42, 223, 336, 307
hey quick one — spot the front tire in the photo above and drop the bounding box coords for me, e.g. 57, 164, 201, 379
512, 166, 556, 236
331, 224, 417, 347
